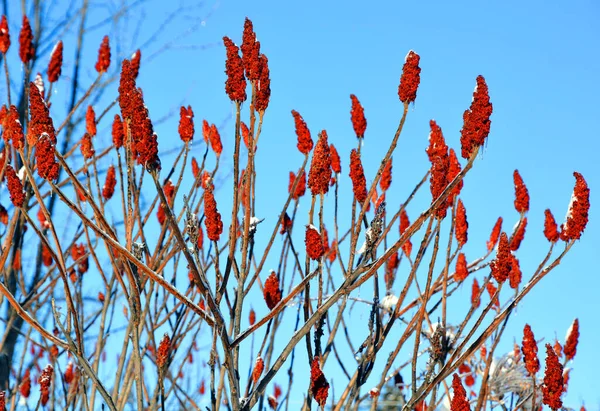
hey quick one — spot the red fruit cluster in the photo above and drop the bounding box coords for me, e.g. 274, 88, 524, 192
308, 131, 331, 196
398, 50, 421, 104
38, 364, 53, 406
1, 105, 24, 150
471, 278, 481, 309
561, 172, 590, 241
350, 94, 367, 138
399, 209, 412, 256
241, 18, 260, 81
427, 120, 451, 218
118, 59, 160, 170
543, 209, 560, 242
349, 149, 367, 204
252, 356, 264, 383
450, 373, 471, 411
509, 254, 522, 289
490, 232, 511, 284
157, 333, 171, 368
384, 251, 399, 289
380, 158, 392, 192
460, 75, 493, 159
19, 16, 34, 64
36, 135, 60, 181
486, 217, 503, 252
455, 199, 468, 247
255, 54, 271, 112
203, 187, 223, 241
5, 165, 25, 207
178, 105, 194, 143
112, 114, 124, 149
289, 170, 306, 200
0, 15, 10, 53
292, 110, 313, 155
48, 41, 63, 83
71, 243, 89, 274
510, 218, 527, 251
563, 318, 579, 361
448, 149, 464, 199
80, 133, 94, 159
130, 50, 141, 78
542, 344, 564, 410
102, 165, 117, 200
454, 253, 468, 282
223, 36, 247, 102
263, 271, 282, 310
522, 324, 540, 376
513, 170, 530, 213
310, 356, 329, 407
209, 123, 223, 156
329, 144, 341, 174
28, 82, 56, 145
95, 36, 111, 73
305, 225, 325, 260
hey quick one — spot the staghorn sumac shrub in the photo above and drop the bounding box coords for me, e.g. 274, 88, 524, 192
0, 7, 591, 411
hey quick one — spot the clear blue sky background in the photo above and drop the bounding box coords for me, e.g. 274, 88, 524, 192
5, 0, 599, 408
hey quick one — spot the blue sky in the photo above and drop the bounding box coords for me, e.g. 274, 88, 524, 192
4, 0, 599, 408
